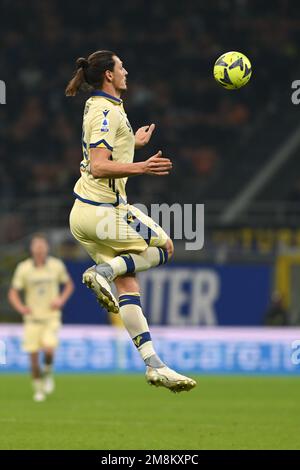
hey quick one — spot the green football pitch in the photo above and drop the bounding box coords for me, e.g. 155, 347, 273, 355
0, 374, 299, 450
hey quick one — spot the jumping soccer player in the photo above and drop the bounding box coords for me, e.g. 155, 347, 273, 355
8, 234, 74, 401
66, 50, 196, 393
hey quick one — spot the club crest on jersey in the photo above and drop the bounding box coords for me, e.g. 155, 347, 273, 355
100, 110, 110, 132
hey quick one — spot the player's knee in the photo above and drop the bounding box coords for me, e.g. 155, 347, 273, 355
165, 239, 174, 260
43, 347, 55, 357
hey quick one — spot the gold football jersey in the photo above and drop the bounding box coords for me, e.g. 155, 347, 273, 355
74, 91, 135, 204
11, 257, 70, 318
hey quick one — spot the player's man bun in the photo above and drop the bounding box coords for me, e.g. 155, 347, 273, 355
65, 56, 90, 97
76, 57, 89, 70
65, 50, 116, 97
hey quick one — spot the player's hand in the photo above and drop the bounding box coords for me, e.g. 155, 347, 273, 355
142, 151, 173, 176
51, 297, 64, 310
20, 306, 31, 315
135, 123, 155, 148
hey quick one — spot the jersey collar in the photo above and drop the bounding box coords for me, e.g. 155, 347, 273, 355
91, 90, 122, 105
32, 256, 49, 268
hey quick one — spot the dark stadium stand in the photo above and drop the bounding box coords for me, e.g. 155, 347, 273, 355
1, 0, 300, 239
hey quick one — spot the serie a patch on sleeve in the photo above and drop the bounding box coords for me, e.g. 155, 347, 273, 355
100, 110, 110, 132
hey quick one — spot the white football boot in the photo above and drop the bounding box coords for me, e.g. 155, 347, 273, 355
32, 379, 46, 402
43, 374, 55, 394
33, 391, 46, 402
82, 265, 119, 314
146, 365, 197, 393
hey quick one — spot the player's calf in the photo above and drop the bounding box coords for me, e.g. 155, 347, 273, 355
43, 350, 55, 394
95, 246, 170, 282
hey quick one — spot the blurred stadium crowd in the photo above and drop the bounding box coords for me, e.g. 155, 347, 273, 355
1, 0, 300, 242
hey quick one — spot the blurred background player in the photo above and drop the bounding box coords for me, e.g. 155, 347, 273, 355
8, 233, 74, 402
66, 50, 196, 393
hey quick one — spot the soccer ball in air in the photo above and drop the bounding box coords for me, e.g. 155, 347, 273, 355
213, 51, 252, 90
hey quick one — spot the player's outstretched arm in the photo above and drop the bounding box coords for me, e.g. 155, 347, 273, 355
135, 123, 155, 149
90, 149, 172, 178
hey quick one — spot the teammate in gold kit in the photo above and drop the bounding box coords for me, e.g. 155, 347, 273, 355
66, 51, 196, 393
8, 234, 74, 401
